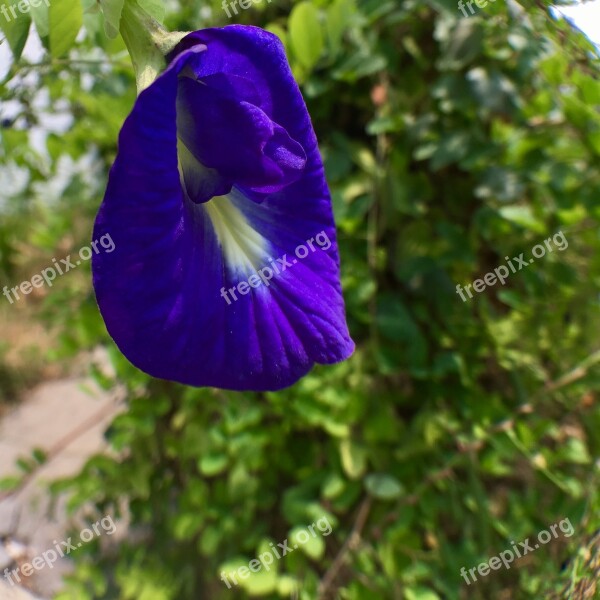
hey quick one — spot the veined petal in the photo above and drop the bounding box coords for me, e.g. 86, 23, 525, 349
93, 26, 354, 391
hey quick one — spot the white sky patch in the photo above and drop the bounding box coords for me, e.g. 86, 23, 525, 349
552, 1, 600, 45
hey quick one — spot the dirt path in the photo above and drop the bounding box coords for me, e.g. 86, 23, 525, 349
0, 375, 122, 598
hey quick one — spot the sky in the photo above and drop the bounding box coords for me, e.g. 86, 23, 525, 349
554, 0, 600, 45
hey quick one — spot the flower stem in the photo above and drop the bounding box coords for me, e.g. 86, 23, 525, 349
119, 0, 189, 93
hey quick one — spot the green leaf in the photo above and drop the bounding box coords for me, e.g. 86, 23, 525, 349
173, 512, 203, 540
49, 0, 83, 57
561, 438, 591, 465
322, 473, 346, 499
365, 474, 404, 500
289, 1, 323, 71
0, 0, 32, 60
497, 206, 545, 233
32, 448, 47, 464
0, 476, 22, 492
99, 0, 124, 38
240, 568, 277, 595
137, 0, 164, 24
17, 456, 35, 473
198, 453, 229, 477
277, 576, 298, 596
437, 19, 483, 70
429, 131, 470, 170
375, 295, 428, 371
340, 439, 367, 479
326, 0, 353, 57
405, 588, 441, 600
221, 541, 279, 595
199, 525, 221, 555
289, 526, 326, 559
332, 51, 387, 82
81, 0, 102, 42
30, 0, 50, 38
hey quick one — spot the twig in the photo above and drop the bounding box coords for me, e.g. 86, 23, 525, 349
7, 57, 130, 76
540, 350, 600, 396
318, 497, 372, 598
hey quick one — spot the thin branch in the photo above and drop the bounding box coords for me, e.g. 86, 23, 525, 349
318, 497, 372, 598
9, 57, 130, 75
539, 349, 600, 396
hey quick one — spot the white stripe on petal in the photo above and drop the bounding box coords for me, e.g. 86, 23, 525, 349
203, 194, 269, 275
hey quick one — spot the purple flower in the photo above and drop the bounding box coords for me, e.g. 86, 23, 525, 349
92, 25, 354, 391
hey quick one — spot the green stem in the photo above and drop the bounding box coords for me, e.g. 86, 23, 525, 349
119, 0, 189, 93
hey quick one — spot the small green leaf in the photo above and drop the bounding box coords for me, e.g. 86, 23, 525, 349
240, 569, 277, 595
32, 448, 47, 464
340, 439, 367, 479
365, 474, 404, 500
30, 0, 50, 38
326, 0, 353, 57
289, 1, 323, 71
0, 476, 22, 492
99, 0, 124, 38
137, 0, 164, 24
17, 457, 35, 473
438, 19, 483, 70
199, 525, 221, 555
405, 588, 441, 600
277, 576, 298, 596
49, 0, 83, 57
0, 0, 32, 60
199, 453, 229, 476
561, 438, 591, 465
290, 526, 326, 559
173, 512, 203, 540
498, 206, 545, 233
322, 473, 346, 499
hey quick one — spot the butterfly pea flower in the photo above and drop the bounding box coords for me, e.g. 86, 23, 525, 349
92, 25, 354, 391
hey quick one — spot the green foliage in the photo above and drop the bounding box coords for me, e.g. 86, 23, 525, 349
49, 0, 83, 57
137, 0, 165, 24
99, 0, 125, 38
0, 0, 31, 59
289, 2, 324, 72
1, 0, 600, 599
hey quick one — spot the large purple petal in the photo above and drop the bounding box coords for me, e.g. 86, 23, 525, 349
93, 26, 354, 391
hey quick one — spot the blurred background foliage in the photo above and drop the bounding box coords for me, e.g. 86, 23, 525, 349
1, 0, 600, 598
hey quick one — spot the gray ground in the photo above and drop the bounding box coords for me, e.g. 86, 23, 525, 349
0, 375, 121, 599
